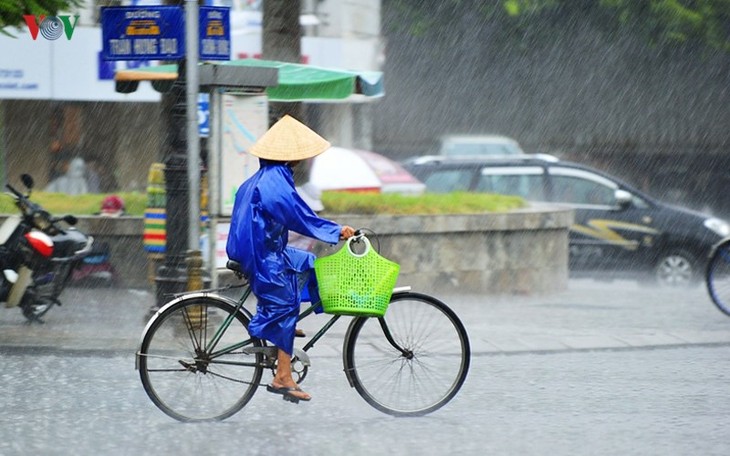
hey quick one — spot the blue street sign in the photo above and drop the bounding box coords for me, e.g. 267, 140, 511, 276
199, 6, 231, 61
101, 6, 185, 61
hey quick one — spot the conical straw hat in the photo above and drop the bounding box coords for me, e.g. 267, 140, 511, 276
249, 115, 331, 161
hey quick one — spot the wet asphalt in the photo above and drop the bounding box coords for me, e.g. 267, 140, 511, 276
0, 278, 727, 356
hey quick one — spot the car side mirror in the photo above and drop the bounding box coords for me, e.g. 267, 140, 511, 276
615, 189, 632, 209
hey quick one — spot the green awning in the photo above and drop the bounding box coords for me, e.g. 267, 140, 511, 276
115, 58, 384, 101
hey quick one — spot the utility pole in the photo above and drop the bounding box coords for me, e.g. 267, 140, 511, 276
154, 0, 201, 308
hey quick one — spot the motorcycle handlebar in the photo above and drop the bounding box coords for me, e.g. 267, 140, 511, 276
5, 183, 23, 199
6, 177, 75, 233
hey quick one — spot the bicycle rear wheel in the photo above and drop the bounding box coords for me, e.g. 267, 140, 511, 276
343, 292, 470, 417
707, 239, 730, 316
138, 296, 264, 422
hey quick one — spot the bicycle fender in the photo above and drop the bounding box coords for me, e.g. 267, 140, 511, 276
708, 238, 730, 260
135, 292, 254, 370
341, 287, 414, 387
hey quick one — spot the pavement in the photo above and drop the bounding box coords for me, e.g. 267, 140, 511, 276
0, 278, 728, 356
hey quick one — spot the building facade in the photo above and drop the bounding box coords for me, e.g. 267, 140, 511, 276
0, 0, 383, 191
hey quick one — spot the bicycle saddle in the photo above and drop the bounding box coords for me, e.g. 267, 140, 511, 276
226, 260, 248, 280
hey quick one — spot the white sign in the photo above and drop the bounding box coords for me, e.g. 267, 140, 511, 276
214, 222, 231, 269
0, 33, 52, 99
0, 27, 160, 101
219, 93, 268, 215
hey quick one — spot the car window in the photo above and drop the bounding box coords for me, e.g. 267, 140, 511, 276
443, 143, 521, 156
476, 166, 546, 200
548, 167, 617, 206
422, 169, 473, 192
631, 194, 649, 209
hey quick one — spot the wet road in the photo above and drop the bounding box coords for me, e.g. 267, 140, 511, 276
2, 346, 729, 455
0, 280, 729, 455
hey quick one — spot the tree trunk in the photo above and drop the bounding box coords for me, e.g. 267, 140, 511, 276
262, 0, 309, 185
262, 0, 303, 123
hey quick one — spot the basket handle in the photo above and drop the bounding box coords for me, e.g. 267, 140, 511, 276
346, 235, 371, 258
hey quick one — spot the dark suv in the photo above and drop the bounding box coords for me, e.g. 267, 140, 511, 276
403, 155, 730, 286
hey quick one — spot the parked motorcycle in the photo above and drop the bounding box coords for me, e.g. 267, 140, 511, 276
0, 174, 93, 322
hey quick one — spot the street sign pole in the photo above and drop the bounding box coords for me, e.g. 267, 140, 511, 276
208, 88, 222, 288
185, 0, 200, 252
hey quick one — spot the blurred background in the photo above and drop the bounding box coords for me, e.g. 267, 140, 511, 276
0, 0, 728, 217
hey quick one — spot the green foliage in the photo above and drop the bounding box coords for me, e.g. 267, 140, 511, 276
0, 191, 526, 217
0, 192, 148, 216
502, 0, 559, 17
598, 0, 730, 51
386, 0, 730, 52
0, 0, 82, 36
320, 191, 526, 215
504, 0, 730, 51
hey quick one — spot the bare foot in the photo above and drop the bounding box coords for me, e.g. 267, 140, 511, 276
270, 379, 311, 401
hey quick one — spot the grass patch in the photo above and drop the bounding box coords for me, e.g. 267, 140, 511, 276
0, 192, 149, 216
320, 191, 526, 215
0, 191, 526, 216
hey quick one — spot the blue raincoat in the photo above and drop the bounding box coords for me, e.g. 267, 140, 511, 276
226, 160, 341, 354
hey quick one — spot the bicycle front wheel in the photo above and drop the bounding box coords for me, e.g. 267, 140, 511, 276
138, 297, 264, 422
343, 292, 470, 417
707, 239, 730, 316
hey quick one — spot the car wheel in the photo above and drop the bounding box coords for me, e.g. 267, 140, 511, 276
655, 250, 698, 287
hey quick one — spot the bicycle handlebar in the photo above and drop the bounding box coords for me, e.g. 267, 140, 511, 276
349, 229, 382, 253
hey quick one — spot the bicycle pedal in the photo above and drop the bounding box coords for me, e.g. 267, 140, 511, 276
283, 395, 299, 404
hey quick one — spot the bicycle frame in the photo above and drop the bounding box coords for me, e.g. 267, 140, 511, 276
135, 285, 414, 372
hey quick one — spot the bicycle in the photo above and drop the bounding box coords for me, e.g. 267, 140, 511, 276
706, 237, 730, 316
135, 234, 471, 422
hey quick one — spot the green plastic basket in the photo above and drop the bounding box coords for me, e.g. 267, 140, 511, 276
314, 236, 400, 317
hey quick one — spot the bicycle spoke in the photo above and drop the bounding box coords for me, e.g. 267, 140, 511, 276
181, 306, 203, 352
137, 352, 195, 363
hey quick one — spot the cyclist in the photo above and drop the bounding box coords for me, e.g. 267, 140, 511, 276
226, 115, 355, 403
